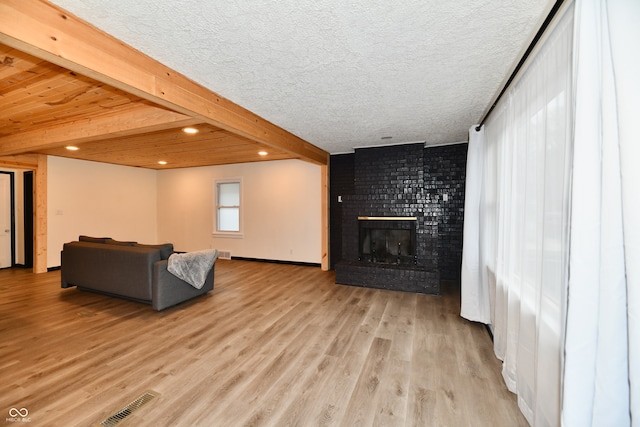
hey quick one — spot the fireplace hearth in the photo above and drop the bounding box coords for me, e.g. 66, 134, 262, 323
336, 210, 440, 294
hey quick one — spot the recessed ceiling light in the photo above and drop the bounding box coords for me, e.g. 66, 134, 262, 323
182, 127, 199, 134
65, 145, 79, 151
158, 161, 168, 165
258, 151, 268, 156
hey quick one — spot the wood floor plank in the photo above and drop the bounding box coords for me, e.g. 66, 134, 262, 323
373, 358, 411, 427
0, 262, 528, 426
339, 337, 392, 427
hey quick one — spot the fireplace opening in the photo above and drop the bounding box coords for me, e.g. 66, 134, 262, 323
358, 217, 417, 265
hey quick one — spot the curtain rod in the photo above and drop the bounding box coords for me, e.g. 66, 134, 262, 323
475, 0, 566, 131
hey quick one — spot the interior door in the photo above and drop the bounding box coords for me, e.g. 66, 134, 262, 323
0, 173, 12, 268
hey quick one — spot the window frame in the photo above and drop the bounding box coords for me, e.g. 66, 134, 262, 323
213, 177, 243, 238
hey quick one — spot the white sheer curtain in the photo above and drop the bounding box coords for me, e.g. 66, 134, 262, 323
562, 0, 639, 425
460, 126, 490, 324
462, 4, 574, 426
462, 0, 639, 425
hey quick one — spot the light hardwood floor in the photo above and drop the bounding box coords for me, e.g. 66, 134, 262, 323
0, 261, 527, 427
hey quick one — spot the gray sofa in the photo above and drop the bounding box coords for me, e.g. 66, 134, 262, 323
61, 236, 214, 310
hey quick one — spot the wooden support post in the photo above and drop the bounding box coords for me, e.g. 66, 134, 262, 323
321, 164, 329, 271
34, 155, 47, 273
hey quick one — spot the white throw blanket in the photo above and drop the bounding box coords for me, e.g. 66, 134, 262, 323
167, 249, 218, 289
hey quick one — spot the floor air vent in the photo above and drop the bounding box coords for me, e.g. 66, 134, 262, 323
101, 390, 159, 427
218, 250, 232, 260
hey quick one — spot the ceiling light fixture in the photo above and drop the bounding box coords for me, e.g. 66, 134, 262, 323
258, 151, 268, 156
158, 161, 168, 165
182, 127, 199, 134
65, 145, 79, 151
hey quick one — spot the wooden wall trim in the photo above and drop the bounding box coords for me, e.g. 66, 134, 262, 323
321, 165, 329, 271
0, 154, 39, 169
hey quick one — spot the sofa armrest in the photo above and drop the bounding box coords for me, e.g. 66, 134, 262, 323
152, 260, 214, 311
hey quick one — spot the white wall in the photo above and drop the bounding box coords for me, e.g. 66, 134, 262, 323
157, 159, 322, 264
47, 157, 158, 267
46, 156, 322, 267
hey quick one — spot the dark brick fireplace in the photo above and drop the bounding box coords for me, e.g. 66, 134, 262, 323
334, 143, 441, 294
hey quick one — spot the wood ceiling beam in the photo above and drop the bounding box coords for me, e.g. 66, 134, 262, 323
0, 0, 328, 165
0, 153, 39, 169
0, 104, 199, 155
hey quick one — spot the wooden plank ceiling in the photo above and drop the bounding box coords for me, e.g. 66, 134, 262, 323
0, 1, 327, 169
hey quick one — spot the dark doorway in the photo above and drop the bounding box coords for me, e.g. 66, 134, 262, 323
23, 171, 34, 268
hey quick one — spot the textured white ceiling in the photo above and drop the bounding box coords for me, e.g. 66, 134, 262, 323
50, 0, 552, 154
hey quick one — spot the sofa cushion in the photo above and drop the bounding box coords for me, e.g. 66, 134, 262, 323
136, 243, 174, 260
105, 238, 137, 246
79, 235, 110, 244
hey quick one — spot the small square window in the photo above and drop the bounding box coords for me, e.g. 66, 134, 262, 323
214, 179, 243, 237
